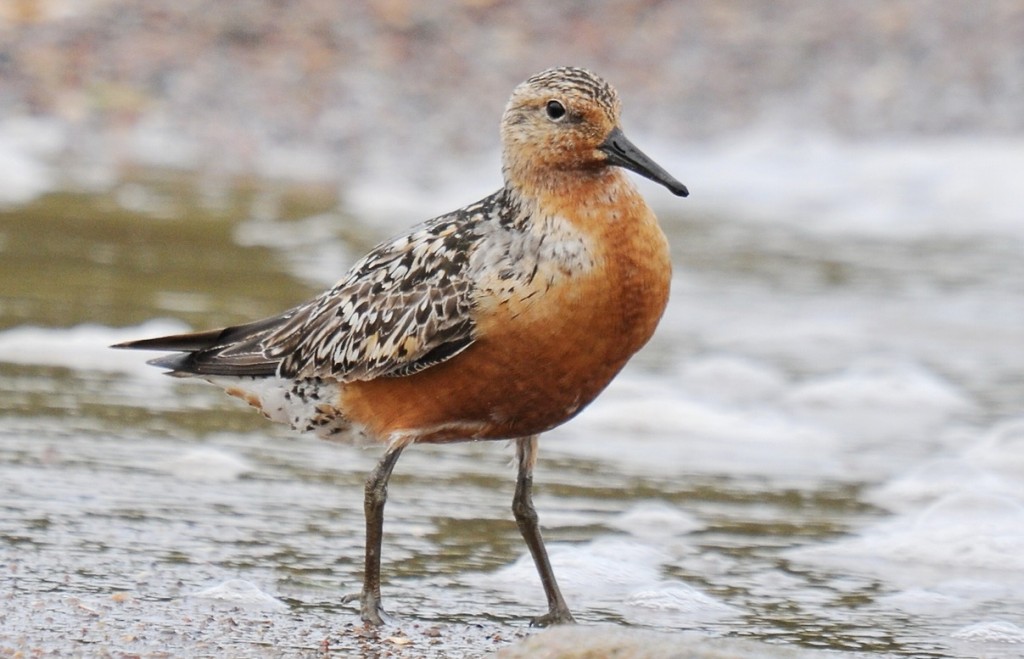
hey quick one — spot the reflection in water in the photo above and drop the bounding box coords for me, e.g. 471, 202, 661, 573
1, 176, 1023, 657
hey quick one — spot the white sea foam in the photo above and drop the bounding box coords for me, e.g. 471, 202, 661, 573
622, 582, 740, 626
867, 418, 1024, 512
784, 359, 975, 448
787, 492, 1024, 577
950, 620, 1024, 644
867, 458, 1016, 512
873, 588, 973, 616
786, 360, 972, 415
557, 362, 970, 485
675, 354, 789, 406
964, 418, 1024, 481
487, 537, 669, 599
608, 500, 704, 539
0, 320, 189, 377
476, 535, 733, 623
560, 380, 843, 483
192, 579, 287, 611
344, 128, 1024, 242
656, 129, 1024, 239
161, 446, 254, 482
6, 110, 1024, 249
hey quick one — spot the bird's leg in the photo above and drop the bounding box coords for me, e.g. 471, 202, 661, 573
512, 435, 576, 626
358, 445, 404, 626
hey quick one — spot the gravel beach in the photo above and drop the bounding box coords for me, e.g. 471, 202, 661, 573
2, 1, 1022, 190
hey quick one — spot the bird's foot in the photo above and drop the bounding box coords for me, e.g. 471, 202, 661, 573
529, 606, 576, 627
342, 591, 389, 626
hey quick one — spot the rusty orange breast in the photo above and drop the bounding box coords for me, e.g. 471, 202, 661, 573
339, 174, 671, 444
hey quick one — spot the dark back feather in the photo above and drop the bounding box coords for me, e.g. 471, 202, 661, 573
111, 191, 511, 381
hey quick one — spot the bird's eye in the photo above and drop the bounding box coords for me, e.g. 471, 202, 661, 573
545, 100, 567, 121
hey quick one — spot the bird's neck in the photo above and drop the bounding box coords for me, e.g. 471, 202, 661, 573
502, 165, 643, 226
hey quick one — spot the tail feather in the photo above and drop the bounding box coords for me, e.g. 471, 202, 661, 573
112, 327, 232, 353
112, 315, 290, 377
144, 351, 280, 377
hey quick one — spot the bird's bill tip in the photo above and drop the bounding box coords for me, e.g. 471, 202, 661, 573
110, 338, 155, 350
599, 127, 688, 197
664, 179, 690, 197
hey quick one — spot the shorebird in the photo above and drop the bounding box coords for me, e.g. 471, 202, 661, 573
114, 66, 687, 626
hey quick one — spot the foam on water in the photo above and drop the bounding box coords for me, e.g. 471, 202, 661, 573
7, 112, 1024, 248
475, 536, 735, 624
867, 418, 1024, 513
192, 579, 288, 611
622, 583, 740, 627
964, 417, 1024, 481
867, 458, 1017, 513
339, 128, 1024, 243
556, 356, 977, 486
786, 360, 972, 414
608, 500, 705, 539
0, 320, 189, 379
950, 620, 1024, 644
788, 491, 1024, 576
784, 359, 976, 446
4, 83, 1024, 249
657, 129, 1024, 240
161, 446, 254, 482
558, 381, 844, 483
872, 588, 974, 617
675, 354, 790, 406
4, 114, 1022, 655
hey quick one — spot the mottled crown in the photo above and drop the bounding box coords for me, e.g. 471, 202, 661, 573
521, 67, 621, 116
500, 67, 628, 194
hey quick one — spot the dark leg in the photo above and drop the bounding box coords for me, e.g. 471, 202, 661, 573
512, 436, 576, 626
359, 445, 404, 625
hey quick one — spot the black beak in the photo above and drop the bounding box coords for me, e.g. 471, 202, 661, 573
599, 127, 688, 197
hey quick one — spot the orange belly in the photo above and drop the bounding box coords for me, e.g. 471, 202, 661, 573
339, 332, 622, 443
338, 217, 670, 444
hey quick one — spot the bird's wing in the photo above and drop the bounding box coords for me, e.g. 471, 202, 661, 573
113, 205, 487, 381
267, 219, 479, 381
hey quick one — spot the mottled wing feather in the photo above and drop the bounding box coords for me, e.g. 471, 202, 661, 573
262, 203, 487, 381
117, 191, 502, 380
267, 276, 476, 381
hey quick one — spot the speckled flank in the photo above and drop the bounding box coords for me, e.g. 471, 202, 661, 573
214, 375, 358, 441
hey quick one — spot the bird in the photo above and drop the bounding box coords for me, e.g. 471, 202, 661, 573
113, 66, 687, 627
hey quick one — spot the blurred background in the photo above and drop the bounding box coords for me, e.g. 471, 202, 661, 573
2, 0, 1023, 198
1, 1, 1023, 657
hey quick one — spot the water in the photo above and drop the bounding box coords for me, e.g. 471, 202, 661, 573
1, 157, 1023, 657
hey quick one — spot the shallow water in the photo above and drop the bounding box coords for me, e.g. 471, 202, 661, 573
1, 171, 1023, 657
